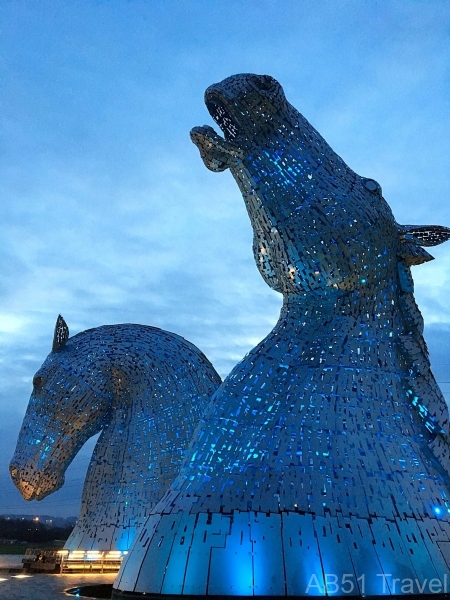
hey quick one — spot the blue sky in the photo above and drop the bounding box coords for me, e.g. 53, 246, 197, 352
1, 0, 450, 518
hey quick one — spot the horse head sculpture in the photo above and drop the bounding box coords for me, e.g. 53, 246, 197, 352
114, 75, 450, 597
192, 73, 449, 293
10, 315, 110, 501
191, 72, 450, 459
10, 316, 221, 550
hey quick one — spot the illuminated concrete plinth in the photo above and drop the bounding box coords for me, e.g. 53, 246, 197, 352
113, 74, 450, 597
10, 318, 221, 552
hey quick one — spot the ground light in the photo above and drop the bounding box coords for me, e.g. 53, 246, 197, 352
61, 549, 126, 573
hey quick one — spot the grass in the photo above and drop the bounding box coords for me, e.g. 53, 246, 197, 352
0, 542, 62, 555
0, 544, 28, 555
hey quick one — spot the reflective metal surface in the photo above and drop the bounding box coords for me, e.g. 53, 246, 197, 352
114, 74, 450, 596
10, 317, 221, 551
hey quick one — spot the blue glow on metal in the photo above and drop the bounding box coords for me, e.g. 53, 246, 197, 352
114, 73, 450, 597
9, 319, 220, 552
11, 72, 450, 596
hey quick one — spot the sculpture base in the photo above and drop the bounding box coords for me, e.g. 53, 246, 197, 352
66, 584, 113, 598
113, 510, 450, 597
112, 594, 450, 600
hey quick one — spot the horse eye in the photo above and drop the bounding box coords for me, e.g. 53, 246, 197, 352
363, 178, 382, 195
33, 376, 44, 389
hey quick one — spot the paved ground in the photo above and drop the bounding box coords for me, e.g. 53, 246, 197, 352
0, 556, 115, 599
0, 555, 23, 569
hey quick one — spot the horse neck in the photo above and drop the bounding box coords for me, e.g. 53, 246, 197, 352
84, 352, 154, 483
274, 288, 407, 369
99, 349, 160, 432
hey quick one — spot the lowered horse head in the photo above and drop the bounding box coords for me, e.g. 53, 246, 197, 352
10, 315, 112, 500
10, 316, 222, 544
10, 316, 221, 551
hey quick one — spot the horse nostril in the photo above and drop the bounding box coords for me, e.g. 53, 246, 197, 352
9, 465, 20, 485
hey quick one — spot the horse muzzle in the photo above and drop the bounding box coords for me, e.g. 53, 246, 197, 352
9, 462, 64, 501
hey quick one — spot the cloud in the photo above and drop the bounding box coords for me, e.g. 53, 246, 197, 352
1, 0, 449, 518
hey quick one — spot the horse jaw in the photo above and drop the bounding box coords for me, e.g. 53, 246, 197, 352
9, 463, 65, 501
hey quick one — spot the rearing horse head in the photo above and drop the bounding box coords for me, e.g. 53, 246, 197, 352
191, 72, 450, 467
191, 73, 450, 298
9, 315, 112, 500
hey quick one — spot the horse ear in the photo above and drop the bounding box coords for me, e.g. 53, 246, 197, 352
52, 314, 69, 351
400, 225, 450, 247
398, 225, 450, 266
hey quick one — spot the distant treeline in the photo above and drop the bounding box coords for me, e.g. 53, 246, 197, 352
0, 518, 74, 543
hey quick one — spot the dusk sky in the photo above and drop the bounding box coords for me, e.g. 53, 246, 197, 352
1, 1, 450, 518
